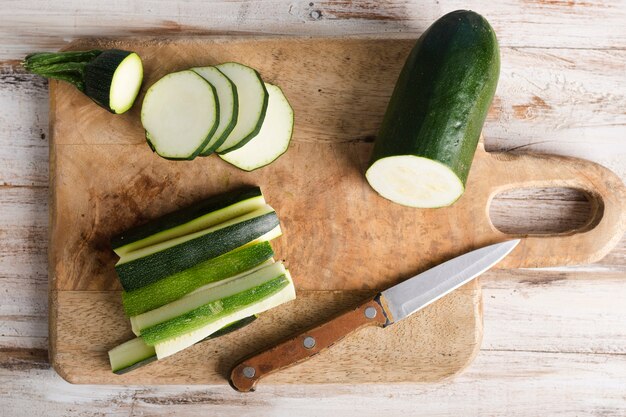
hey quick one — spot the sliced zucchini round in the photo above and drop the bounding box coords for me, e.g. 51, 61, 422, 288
215, 63, 268, 153
192, 66, 239, 156
219, 83, 293, 171
141, 70, 219, 160
365, 156, 465, 208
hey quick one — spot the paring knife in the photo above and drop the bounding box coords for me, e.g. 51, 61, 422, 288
230, 239, 520, 392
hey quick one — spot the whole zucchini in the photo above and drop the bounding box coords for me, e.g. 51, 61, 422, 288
366, 10, 500, 208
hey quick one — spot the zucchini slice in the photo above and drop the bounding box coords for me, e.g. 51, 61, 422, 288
141, 70, 220, 160
152, 271, 296, 358
192, 66, 239, 155
214, 63, 268, 153
365, 10, 500, 208
115, 205, 280, 291
219, 83, 294, 171
131, 261, 285, 335
121, 241, 275, 317
109, 315, 257, 374
111, 187, 265, 256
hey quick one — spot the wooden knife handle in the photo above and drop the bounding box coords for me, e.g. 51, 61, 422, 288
229, 296, 389, 392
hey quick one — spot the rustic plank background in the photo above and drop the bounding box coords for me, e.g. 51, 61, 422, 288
0, 1, 624, 416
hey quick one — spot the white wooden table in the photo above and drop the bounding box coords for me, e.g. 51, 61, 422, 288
1, 2, 625, 416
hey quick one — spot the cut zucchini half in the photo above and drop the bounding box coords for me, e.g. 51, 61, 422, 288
109, 315, 257, 374
121, 241, 275, 317
220, 83, 293, 171
365, 156, 465, 208
141, 70, 219, 159
115, 205, 280, 291
103, 52, 144, 114
153, 271, 296, 358
131, 261, 285, 335
23, 49, 144, 114
215, 63, 268, 153
111, 187, 265, 256
192, 66, 239, 155
366, 11, 499, 208
85, 50, 144, 114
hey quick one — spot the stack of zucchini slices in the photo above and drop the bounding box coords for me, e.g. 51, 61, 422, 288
141, 62, 294, 171
108, 187, 296, 374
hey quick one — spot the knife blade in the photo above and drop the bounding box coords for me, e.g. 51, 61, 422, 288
230, 239, 520, 392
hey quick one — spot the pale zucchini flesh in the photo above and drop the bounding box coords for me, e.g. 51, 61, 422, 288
141, 70, 219, 159
219, 83, 293, 171
365, 156, 465, 208
192, 66, 239, 155
154, 271, 296, 358
215, 63, 268, 153
131, 261, 285, 335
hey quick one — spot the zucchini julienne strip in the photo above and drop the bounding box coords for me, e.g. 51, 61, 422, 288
109, 316, 258, 374
121, 241, 275, 317
115, 205, 279, 291
153, 271, 295, 359
130, 262, 285, 335
143, 273, 288, 346
112, 187, 265, 257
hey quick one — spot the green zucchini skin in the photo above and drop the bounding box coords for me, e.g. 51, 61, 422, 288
368, 10, 500, 186
112, 315, 257, 375
121, 242, 275, 316
110, 187, 262, 251
83, 49, 134, 113
116, 211, 280, 291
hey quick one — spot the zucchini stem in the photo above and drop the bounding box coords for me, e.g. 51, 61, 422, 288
22, 50, 103, 92
23, 50, 102, 67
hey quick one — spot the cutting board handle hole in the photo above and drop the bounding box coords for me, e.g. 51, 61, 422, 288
489, 187, 599, 235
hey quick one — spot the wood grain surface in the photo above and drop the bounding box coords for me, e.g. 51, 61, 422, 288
1, 1, 625, 415
48, 37, 625, 385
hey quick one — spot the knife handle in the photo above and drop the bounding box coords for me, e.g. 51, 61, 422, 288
229, 296, 389, 392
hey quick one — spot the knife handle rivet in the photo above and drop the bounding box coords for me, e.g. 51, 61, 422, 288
242, 366, 256, 378
303, 336, 316, 349
364, 306, 377, 319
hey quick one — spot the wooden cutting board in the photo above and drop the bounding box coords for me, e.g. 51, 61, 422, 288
48, 37, 626, 385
